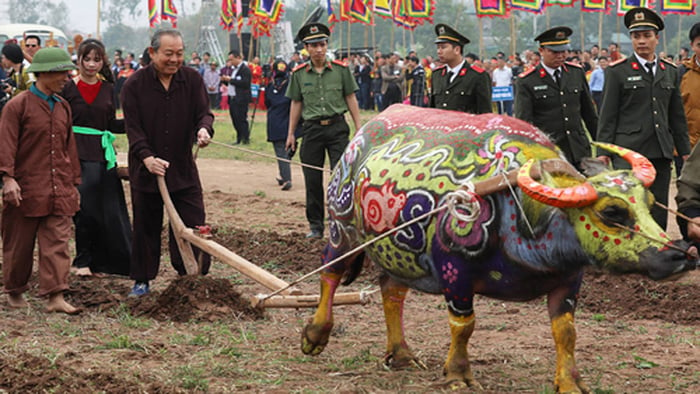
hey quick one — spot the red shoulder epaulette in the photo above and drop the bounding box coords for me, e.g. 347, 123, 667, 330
332, 59, 348, 67
565, 61, 582, 68
608, 58, 626, 67
292, 63, 308, 72
518, 67, 536, 78
434, 64, 447, 71
470, 65, 485, 73
660, 57, 677, 68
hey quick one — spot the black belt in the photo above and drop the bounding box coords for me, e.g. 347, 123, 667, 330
306, 114, 344, 126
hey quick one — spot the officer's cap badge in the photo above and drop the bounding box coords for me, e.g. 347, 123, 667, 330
635, 12, 644, 21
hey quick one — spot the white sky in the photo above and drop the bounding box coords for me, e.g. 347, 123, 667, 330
62, 0, 203, 34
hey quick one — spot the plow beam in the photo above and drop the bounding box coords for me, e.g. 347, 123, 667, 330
251, 291, 371, 309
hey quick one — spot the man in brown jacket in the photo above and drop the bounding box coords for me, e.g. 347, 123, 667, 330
0, 48, 81, 314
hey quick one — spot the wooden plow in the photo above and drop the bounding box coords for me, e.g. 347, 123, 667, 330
156, 176, 371, 309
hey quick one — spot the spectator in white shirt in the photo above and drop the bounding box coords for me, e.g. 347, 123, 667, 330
492, 55, 513, 115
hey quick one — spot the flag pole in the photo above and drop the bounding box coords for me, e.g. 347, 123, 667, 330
364, 22, 369, 48
478, 17, 484, 61
510, 12, 516, 56
580, 12, 585, 50
402, 25, 406, 51
347, 20, 351, 59
597, 12, 603, 52
96, 0, 101, 39
390, 21, 395, 51
678, 14, 683, 59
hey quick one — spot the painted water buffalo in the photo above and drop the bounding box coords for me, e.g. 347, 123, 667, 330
301, 105, 697, 392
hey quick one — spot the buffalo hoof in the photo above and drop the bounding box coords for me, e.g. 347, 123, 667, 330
555, 379, 590, 394
444, 378, 483, 391
301, 321, 333, 356
382, 351, 427, 370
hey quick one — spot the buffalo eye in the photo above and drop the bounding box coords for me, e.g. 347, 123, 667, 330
599, 205, 631, 226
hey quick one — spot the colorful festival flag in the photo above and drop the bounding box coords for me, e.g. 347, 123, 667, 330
326, 0, 339, 30
582, 0, 610, 12
546, 0, 576, 7
253, 0, 284, 24
404, 0, 434, 18
236, 0, 244, 33
148, 0, 160, 27
473, 0, 509, 17
511, 0, 545, 13
349, 0, 372, 24
220, 0, 235, 31
374, 0, 393, 19
616, 0, 651, 16
161, 0, 178, 27
660, 0, 696, 14
392, 0, 419, 29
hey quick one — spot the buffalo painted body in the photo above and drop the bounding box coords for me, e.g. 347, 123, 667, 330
302, 105, 696, 392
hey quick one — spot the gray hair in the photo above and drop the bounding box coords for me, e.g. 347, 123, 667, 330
150, 29, 183, 52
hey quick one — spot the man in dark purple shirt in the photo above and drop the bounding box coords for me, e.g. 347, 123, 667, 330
121, 28, 214, 297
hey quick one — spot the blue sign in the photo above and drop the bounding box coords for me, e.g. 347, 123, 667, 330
251, 84, 260, 98
492, 86, 513, 102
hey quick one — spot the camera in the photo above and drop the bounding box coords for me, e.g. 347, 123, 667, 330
0, 78, 15, 114
262, 64, 272, 79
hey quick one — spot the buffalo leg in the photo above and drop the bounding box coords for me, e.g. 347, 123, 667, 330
379, 274, 423, 369
302, 247, 362, 356
444, 310, 481, 389
301, 271, 341, 355
547, 283, 590, 394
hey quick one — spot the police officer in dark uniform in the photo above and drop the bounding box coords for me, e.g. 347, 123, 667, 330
285, 23, 361, 239
514, 26, 598, 169
430, 24, 491, 113
597, 7, 689, 229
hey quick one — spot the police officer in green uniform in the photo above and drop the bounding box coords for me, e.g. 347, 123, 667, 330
430, 24, 492, 113
514, 26, 598, 169
286, 23, 361, 239
597, 7, 689, 229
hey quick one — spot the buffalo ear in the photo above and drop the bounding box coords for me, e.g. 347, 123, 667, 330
579, 157, 608, 178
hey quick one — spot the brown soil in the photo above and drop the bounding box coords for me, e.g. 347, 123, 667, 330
1, 157, 698, 393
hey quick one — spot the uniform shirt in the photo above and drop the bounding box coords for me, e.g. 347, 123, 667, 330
61, 79, 123, 162
430, 61, 492, 114
0, 88, 80, 217
286, 60, 358, 120
597, 55, 689, 160
514, 63, 598, 165
588, 67, 605, 92
121, 64, 214, 193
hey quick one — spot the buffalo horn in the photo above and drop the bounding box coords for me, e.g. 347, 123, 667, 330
517, 159, 598, 208
592, 142, 656, 187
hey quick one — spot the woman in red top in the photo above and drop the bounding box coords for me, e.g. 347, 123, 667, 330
61, 39, 131, 277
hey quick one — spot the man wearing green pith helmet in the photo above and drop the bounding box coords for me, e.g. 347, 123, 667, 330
0, 47, 83, 315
